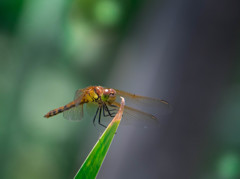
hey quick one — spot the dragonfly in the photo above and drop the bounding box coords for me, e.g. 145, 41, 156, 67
44, 86, 170, 127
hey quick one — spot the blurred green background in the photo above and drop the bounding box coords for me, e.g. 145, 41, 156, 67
1, 0, 240, 179
0, 0, 142, 178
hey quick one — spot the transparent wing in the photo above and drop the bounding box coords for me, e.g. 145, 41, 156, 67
115, 89, 172, 115
63, 105, 84, 121
111, 102, 159, 127
74, 88, 84, 100
85, 102, 99, 116
63, 102, 99, 121
63, 90, 85, 121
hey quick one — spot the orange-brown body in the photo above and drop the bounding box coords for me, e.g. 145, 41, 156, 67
44, 85, 170, 127
44, 86, 116, 118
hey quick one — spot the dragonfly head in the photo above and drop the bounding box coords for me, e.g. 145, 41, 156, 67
102, 88, 116, 104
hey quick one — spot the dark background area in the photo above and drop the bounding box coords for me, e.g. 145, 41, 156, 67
1, 0, 240, 178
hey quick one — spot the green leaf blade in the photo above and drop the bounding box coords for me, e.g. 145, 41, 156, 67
75, 97, 125, 179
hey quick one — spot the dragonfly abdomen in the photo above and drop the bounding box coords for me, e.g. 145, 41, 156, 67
44, 101, 76, 118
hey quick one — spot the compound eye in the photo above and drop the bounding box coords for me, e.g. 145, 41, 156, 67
103, 89, 109, 95
109, 92, 115, 97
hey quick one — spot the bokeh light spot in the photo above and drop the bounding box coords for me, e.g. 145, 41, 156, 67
94, 1, 121, 26
217, 152, 240, 178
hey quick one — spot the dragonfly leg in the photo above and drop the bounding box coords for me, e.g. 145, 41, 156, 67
98, 107, 107, 128
104, 104, 116, 117
108, 108, 117, 112
93, 107, 99, 126
103, 104, 114, 117
103, 105, 108, 117
104, 104, 115, 117
108, 104, 118, 108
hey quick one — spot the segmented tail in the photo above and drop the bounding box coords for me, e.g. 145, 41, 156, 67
44, 101, 76, 118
